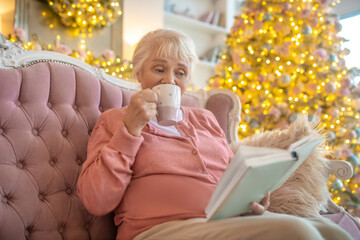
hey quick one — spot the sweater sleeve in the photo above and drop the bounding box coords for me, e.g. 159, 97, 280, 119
77, 110, 143, 216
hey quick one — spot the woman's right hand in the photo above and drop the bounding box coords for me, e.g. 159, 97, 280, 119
122, 89, 158, 137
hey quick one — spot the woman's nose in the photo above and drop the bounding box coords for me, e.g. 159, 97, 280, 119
161, 72, 175, 84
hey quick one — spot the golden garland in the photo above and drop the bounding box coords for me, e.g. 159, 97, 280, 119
45, 0, 122, 33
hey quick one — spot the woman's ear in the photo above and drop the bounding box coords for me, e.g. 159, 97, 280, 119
136, 72, 141, 83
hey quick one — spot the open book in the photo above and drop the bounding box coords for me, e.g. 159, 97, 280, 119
205, 134, 323, 221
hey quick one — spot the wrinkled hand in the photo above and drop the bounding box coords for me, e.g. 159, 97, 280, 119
123, 89, 158, 137
242, 192, 271, 216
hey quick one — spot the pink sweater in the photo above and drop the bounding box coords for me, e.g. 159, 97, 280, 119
77, 106, 233, 240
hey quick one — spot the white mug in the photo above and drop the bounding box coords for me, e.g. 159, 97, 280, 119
152, 84, 181, 126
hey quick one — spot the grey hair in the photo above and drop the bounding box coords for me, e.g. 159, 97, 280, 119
131, 29, 198, 81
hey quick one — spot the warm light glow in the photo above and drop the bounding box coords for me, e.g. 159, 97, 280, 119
208, 0, 360, 214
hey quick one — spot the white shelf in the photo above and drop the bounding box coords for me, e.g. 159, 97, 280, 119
162, 0, 234, 88
197, 60, 216, 69
164, 12, 227, 35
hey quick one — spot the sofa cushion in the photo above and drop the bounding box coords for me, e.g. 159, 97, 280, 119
0, 62, 118, 239
323, 213, 360, 240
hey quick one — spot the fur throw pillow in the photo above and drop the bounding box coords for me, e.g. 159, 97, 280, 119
239, 114, 330, 218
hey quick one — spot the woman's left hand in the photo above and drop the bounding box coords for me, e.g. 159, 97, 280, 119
241, 192, 271, 216
250, 191, 271, 215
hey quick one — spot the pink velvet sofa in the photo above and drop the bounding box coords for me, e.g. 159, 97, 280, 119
0, 33, 359, 239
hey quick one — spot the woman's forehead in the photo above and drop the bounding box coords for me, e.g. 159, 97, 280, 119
148, 55, 190, 68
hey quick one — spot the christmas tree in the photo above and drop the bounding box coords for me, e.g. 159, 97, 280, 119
210, 0, 360, 216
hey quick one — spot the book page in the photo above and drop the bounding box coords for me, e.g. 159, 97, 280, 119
288, 134, 319, 151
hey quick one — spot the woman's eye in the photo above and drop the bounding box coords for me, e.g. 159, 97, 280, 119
155, 68, 164, 73
177, 71, 186, 77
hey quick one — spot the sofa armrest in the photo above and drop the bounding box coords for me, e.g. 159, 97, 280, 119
328, 160, 353, 180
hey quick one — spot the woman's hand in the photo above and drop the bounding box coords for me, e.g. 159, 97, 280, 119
250, 192, 271, 215
123, 89, 158, 137
241, 192, 271, 216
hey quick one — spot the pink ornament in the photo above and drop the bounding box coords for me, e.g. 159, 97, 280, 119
334, 21, 342, 32
315, 106, 323, 117
267, 73, 276, 82
55, 44, 72, 55
338, 127, 346, 136
231, 18, 245, 35
234, 18, 245, 28
341, 77, 353, 88
305, 82, 318, 95
253, 20, 264, 31
312, 48, 328, 61
13, 27, 26, 41
338, 59, 345, 68
231, 51, 242, 65
243, 28, 254, 38
341, 146, 353, 158
342, 48, 351, 56
269, 106, 281, 120
282, 3, 292, 12
257, 74, 266, 83
351, 98, 360, 111
276, 119, 289, 130
33, 44, 42, 50
282, 25, 291, 36
210, 81, 221, 88
354, 84, 360, 94
257, 113, 266, 123
274, 22, 283, 32
353, 172, 360, 183
300, 9, 311, 19
324, 82, 336, 94
337, 87, 350, 97
344, 130, 357, 140
240, 63, 251, 72
277, 102, 289, 110
238, 94, 249, 104
103, 50, 116, 61
333, 149, 341, 158
78, 50, 87, 58
242, 114, 251, 123
290, 86, 302, 95
320, 0, 331, 7
310, 17, 319, 28
275, 42, 291, 57
327, 107, 340, 118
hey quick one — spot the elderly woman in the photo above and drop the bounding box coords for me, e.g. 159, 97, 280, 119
77, 29, 351, 240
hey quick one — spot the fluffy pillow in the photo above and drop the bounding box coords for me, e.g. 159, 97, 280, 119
239, 114, 330, 218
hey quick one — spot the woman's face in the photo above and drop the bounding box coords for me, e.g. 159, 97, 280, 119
137, 55, 191, 95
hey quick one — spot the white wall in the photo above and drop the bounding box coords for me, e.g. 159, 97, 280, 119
0, 0, 15, 36
333, 0, 360, 18
122, 0, 164, 60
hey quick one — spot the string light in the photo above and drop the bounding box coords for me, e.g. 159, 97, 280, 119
209, 0, 360, 214
45, 0, 122, 34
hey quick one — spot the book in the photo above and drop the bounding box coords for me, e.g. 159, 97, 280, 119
210, 11, 221, 26
201, 46, 218, 63
199, 11, 215, 24
205, 134, 323, 221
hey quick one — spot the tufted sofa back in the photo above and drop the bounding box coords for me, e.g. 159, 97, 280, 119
0, 62, 121, 239
0, 60, 238, 240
